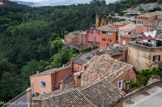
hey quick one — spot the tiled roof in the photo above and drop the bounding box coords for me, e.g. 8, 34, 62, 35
81, 54, 133, 85
42, 78, 124, 107
79, 79, 124, 107
44, 89, 94, 107
97, 25, 118, 32
73, 58, 88, 65
137, 11, 162, 18
30, 65, 71, 77
119, 24, 136, 32
120, 33, 142, 38
95, 47, 122, 56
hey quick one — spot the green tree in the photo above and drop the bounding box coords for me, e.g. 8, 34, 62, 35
136, 69, 153, 95
152, 67, 162, 87
20, 60, 47, 91
0, 72, 20, 102
127, 80, 140, 104
50, 40, 63, 56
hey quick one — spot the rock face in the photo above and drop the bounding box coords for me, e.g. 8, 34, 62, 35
95, 15, 108, 28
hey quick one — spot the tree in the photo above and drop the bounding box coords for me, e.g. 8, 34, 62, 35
49, 40, 63, 56
20, 60, 47, 91
0, 72, 20, 102
152, 67, 162, 87
126, 80, 140, 104
136, 69, 153, 95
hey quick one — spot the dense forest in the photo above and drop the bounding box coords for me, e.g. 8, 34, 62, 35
0, 0, 161, 104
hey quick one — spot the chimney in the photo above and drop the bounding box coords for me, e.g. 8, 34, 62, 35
71, 57, 74, 73
37, 71, 39, 76
60, 80, 64, 90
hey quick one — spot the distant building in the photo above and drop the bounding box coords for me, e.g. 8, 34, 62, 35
85, 28, 101, 47
0, 1, 5, 5
127, 30, 162, 71
97, 25, 118, 47
136, 11, 162, 33
118, 23, 137, 44
64, 31, 87, 50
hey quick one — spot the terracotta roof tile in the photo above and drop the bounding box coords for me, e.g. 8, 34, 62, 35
81, 54, 133, 85
97, 25, 118, 32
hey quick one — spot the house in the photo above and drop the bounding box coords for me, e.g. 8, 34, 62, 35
127, 30, 162, 71
97, 25, 118, 47
0, 1, 5, 5
93, 46, 128, 62
32, 78, 125, 107
64, 31, 87, 50
81, 54, 136, 92
118, 23, 136, 43
136, 11, 162, 33
30, 65, 71, 95
85, 28, 101, 47
120, 33, 142, 45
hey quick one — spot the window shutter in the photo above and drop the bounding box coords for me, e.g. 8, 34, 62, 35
159, 55, 161, 61
153, 56, 155, 61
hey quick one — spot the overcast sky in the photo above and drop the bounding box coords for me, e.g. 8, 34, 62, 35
10, 0, 117, 3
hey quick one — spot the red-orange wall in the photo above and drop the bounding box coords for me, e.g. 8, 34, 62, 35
120, 37, 135, 45
112, 68, 136, 91
100, 31, 118, 48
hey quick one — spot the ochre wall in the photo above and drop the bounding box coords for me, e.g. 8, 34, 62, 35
127, 43, 162, 71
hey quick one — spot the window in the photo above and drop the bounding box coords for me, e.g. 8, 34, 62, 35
40, 81, 46, 88
102, 31, 106, 34
153, 55, 160, 62
118, 80, 123, 89
123, 40, 126, 45
43, 91, 46, 94
108, 39, 112, 42
137, 20, 143, 25
108, 32, 113, 35
102, 38, 106, 41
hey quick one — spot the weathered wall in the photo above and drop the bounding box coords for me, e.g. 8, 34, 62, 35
100, 31, 118, 47
120, 36, 135, 45
128, 42, 162, 71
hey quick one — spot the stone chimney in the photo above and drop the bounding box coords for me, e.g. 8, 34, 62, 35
60, 80, 64, 90
37, 71, 39, 76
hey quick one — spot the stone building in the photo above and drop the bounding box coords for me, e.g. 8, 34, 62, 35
127, 31, 162, 71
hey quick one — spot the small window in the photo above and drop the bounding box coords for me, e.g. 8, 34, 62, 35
40, 81, 46, 88
123, 40, 126, 45
102, 38, 106, 41
43, 91, 46, 94
108, 39, 112, 42
137, 20, 143, 25
102, 31, 106, 34
108, 32, 113, 35
118, 80, 123, 89
153, 55, 160, 62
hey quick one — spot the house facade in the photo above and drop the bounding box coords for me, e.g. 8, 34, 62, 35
128, 39, 162, 71
30, 66, 71, 95
97, 25, 118, 47
136, 11, 162, 33
85, 28, 100, 47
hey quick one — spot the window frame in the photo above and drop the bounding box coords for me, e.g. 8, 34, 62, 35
137, 20, 143, 25
102, 38, 106, 41
118, 80, 123, 89
40, 81, 46, 88
108, 32, 113, 35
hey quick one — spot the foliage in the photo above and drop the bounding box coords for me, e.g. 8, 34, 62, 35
152, 67, 162, 86
0, 72, 20, 102
80, 46, 97, 53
